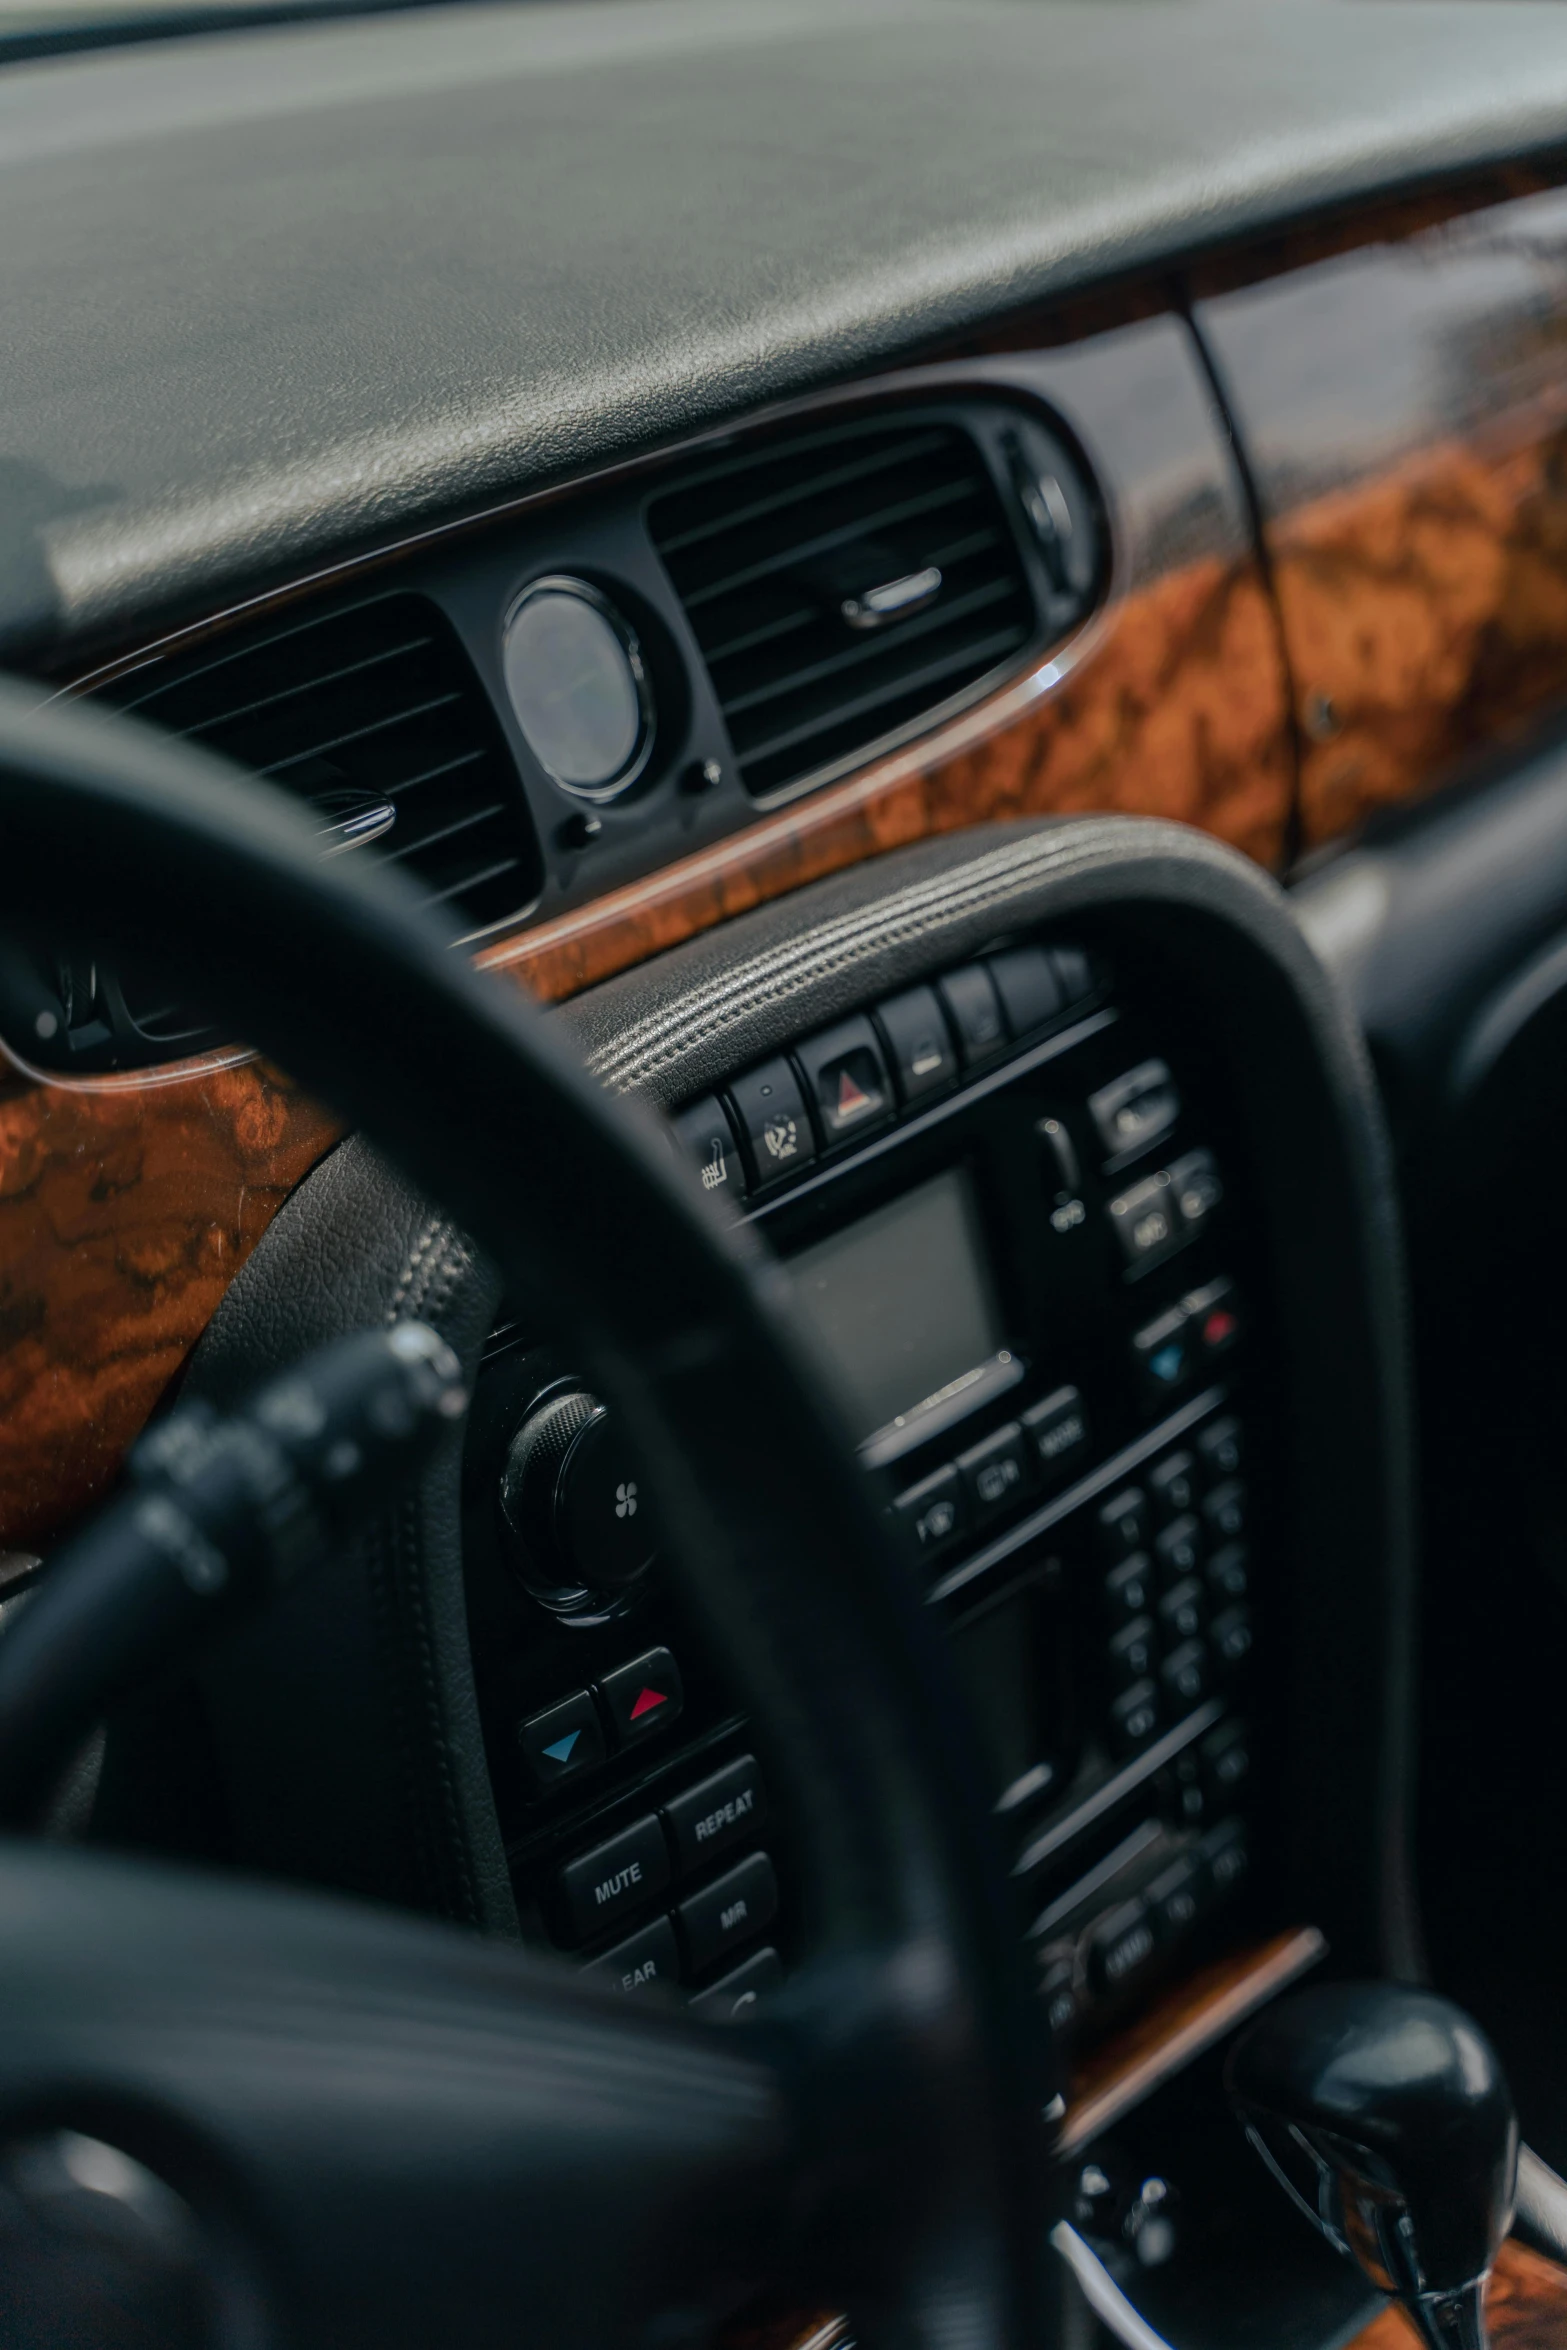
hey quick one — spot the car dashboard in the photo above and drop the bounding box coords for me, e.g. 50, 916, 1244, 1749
5, 6, 1567, 2347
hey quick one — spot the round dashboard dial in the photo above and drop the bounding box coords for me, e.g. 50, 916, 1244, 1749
501, 577, 653, 801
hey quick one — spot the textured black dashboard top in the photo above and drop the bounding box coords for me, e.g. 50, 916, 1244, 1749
4, 0, 1567, 663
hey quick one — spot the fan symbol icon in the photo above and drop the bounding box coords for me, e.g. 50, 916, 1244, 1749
615, 1481, 638, 1519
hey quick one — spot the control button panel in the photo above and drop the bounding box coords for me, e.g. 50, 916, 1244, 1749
480, 929, 1264, 2067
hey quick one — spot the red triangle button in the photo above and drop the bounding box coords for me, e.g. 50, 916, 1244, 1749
837, 1067, 873, 1117
628, 1685, 668, 1722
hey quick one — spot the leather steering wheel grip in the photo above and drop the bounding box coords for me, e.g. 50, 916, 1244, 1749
0, 678, 1047, 2350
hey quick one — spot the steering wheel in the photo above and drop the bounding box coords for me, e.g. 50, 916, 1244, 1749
0, 678, 1049, 2350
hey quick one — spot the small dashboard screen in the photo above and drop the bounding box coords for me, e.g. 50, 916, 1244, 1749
785, 1168, 1005, 1448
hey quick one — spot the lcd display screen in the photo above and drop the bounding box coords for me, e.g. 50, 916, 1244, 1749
785, 1169, 1005, 1449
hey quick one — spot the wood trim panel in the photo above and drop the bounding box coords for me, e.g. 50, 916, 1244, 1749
1059, 1925, 1326, 2155
0, 1061, 339, 1548
1197, 182, 1567, 849
1346, 2241, 1567, 2350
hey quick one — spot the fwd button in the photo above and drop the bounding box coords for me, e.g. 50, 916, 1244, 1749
558, 1815, 670, 1945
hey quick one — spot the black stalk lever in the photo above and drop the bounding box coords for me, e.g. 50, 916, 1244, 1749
0, 1322, 467, 1829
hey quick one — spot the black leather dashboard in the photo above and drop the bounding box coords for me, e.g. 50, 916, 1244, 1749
7, 0, 1567, 664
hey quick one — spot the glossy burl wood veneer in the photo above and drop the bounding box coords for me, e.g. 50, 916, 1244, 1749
1348, 2241, 1567, 2350
1198, 185, 1567, 847
0, 1058, 338, 1547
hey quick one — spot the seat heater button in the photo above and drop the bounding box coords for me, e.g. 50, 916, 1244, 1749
938, 964, 1008, 1065
679, 1852, 779, 1974
1089, 1060, 1180, 1162
894, 1462, 966, 1557
584, 1916, 680, 1998
1108, 1171, 1181, 1270
558, 1815, 670, 1944
1023, 1385, 1089, 1484
672, 1094, 747, 1203
519, 1689, 606, 1792
689, 1946, 784, 2020
599, 1647, 684, 1747
987, 945, 1063, 1037
1089, 1898, 1156, 1991
875, 985, 959, 1104
727, 1057, 817, 1185
957, 1422, 1030, 1526
665, 1754, 767, 1875
795, 1016, 895, 1146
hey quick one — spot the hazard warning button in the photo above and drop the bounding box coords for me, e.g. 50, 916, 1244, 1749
599, 1648, 685, 1749
796, 1016, 894, 1146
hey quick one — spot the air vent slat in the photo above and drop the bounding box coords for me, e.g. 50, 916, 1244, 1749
169, 635, 435, 740
679, 478, 980, 611
650, 415, 1043, 800
719, 574, 1025, 720
734, 622, 1032, 772
97, 594, 540, 972
655, 428, 952, 555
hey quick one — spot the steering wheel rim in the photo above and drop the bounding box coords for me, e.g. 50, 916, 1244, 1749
0, 678, 1050, 2347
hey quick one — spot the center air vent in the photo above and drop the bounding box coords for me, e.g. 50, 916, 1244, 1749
101, 592, 541, 939
648, 413, 1076, 801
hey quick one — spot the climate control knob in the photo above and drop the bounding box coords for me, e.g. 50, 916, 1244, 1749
499, 1388, 657, 1603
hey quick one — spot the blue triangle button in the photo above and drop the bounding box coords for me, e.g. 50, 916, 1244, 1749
542, 1729, 580, 1765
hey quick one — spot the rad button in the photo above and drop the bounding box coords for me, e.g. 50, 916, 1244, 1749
599, 1647, 684, 1748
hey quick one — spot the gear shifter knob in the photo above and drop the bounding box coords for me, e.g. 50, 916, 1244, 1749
1226, 1983, 1518, 2350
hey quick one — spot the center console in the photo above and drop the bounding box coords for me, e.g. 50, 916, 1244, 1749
463, 929, 1273, 2047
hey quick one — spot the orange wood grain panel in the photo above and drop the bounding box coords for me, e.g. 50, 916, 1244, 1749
1059, 1925, 1326, 2154
1274, 402, 1567, 847
0, 1060, 338, 1549
485, 546, 1293, 1004
1197, 183, 1567, 851
1347, 2241, 1567, 2350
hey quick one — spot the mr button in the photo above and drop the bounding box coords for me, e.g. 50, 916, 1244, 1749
557, 1814, 669, 1944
